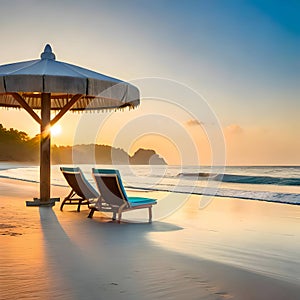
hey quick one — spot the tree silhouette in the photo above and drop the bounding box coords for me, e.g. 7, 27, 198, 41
0, 124, 166, 164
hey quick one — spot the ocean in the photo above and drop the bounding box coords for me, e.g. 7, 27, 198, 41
0, 163, 299, 206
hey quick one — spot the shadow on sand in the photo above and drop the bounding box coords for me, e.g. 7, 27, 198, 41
39, 207, 183, 299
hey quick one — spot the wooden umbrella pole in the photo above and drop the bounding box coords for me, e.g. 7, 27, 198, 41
40, 92, 51, 203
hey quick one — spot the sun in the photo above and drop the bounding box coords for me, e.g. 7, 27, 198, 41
50, 124, 62, 136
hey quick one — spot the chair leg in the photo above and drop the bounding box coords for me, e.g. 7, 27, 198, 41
77, 200, 82, 212
88, 208, 95, 218
60, 190, 75, 211
148, 207, 152, 223
60, 199, 66, 211
117, 204, 127, 223
118, 212, 122, 223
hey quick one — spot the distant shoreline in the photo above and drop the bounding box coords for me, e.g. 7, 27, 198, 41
0, 163, 299, 206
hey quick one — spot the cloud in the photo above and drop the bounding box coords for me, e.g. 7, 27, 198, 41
225, 124, 243, 134
185, 119, 203, 127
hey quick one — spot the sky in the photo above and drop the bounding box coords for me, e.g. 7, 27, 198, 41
0, 0, 299, 165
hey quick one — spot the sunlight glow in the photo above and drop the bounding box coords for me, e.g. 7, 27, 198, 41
50, 124, 62, 136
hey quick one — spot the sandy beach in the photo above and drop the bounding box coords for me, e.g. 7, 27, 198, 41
0, 1, 299, 299
0, 177, 299, 300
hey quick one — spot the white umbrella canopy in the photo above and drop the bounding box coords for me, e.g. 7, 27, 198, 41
0, 44, 140, 206
0, 44, 139, 110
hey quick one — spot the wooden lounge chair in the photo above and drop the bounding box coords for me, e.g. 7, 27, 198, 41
60, 167, 99, 212
89, 168, 157, 223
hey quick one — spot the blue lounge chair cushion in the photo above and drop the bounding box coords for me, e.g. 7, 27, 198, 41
90, 168, 157, 222
60, 167, 80, 173
127, 197, 157, 207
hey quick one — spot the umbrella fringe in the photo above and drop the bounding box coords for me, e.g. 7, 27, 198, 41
0, 93, 139, 112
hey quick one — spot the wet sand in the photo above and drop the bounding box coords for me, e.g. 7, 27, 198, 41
0, 178, 299, 299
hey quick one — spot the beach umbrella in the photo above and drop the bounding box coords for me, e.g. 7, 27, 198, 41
0, 44, 139, 206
